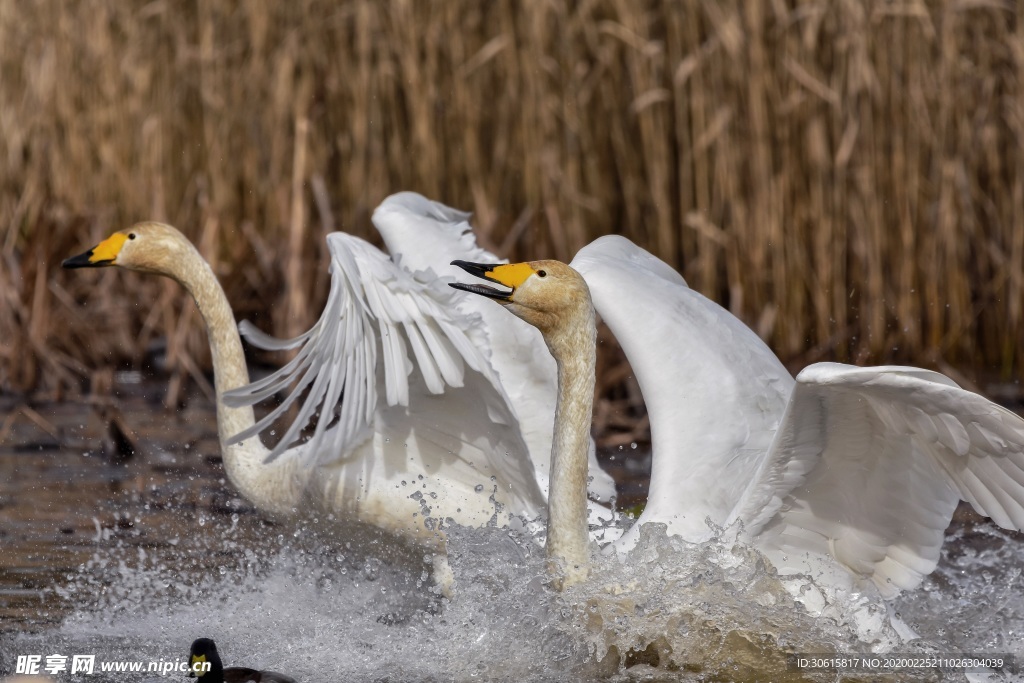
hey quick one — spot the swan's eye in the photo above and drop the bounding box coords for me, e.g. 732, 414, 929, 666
128, 233, 136, 240
537, 270, 547, 278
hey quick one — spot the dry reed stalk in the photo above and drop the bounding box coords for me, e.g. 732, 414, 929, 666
283, 115, 311, 341
0, 0, 1021, 425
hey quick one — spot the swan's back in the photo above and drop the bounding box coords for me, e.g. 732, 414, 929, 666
572, 236, 794, 541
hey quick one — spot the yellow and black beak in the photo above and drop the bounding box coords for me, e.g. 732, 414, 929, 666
62, 233, 128, 269
450, 260, 536, 302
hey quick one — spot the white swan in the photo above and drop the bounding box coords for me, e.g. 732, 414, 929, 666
61, 204, 615, 565
451, 247, 1024, 607
63, 222, 545, 555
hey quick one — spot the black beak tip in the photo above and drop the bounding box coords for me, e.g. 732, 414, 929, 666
450, 259, 478, 272
62, 250, 110, 269
62, 251, 93, 269
450, 260, 501, 278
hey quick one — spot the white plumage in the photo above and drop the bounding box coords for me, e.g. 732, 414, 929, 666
222, 193, 617, 535
64, 222, 548, 550
371, 193, 616, 502
64, 201, 624, 570
450, 238, 1024, 652
233, 227, 550, 527
571, 235, 1024, 600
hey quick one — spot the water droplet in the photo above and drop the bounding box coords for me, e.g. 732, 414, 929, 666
474, 484, 484, 493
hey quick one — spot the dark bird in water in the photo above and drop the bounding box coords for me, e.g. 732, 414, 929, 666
187, 638, 296, 683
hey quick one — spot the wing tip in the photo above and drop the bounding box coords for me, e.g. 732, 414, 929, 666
374, 192, 472, 225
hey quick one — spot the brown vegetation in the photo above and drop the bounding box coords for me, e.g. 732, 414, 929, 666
2, 1, 1023, 444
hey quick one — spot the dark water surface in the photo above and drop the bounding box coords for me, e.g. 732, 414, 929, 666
0, 379, 259, 634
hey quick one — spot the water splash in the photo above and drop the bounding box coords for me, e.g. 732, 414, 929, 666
2, 513, 1022, 682
895, 524, 1024, 656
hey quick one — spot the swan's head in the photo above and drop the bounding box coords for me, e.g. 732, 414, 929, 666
449, 259, 591, 334
62, 222, 195, 277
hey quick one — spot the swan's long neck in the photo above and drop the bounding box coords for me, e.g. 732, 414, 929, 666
544, 305, 596, 588
174, 246, 302, 514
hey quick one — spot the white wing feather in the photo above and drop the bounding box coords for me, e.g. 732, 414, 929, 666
735, 363, 1024, 597
373, 193, 617, 502
225, 232, 490, 466
372, 367, 547, 520
571, 235, 793, 543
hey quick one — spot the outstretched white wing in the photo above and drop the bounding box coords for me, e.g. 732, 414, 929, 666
373, 192, 617, 502
572, 235, 794, 544
736, 363, 1024, 597
225, 231, 492, 465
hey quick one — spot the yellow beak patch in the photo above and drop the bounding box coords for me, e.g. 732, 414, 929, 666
191, 654, 207, 676
486, 263, 537, 289
89, 233, 128, 263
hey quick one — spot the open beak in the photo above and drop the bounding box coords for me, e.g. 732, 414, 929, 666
449, 260, 515, 301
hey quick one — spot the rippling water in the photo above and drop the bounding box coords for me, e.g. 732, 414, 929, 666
2, 381, 1024, 681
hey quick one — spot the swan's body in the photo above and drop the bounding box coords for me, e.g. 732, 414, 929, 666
453, 243, 1024, 616
223, 193, 616, 527
236, 192, 615, 505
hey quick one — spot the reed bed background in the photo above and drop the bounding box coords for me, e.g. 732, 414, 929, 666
2, 0, 1023, 442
